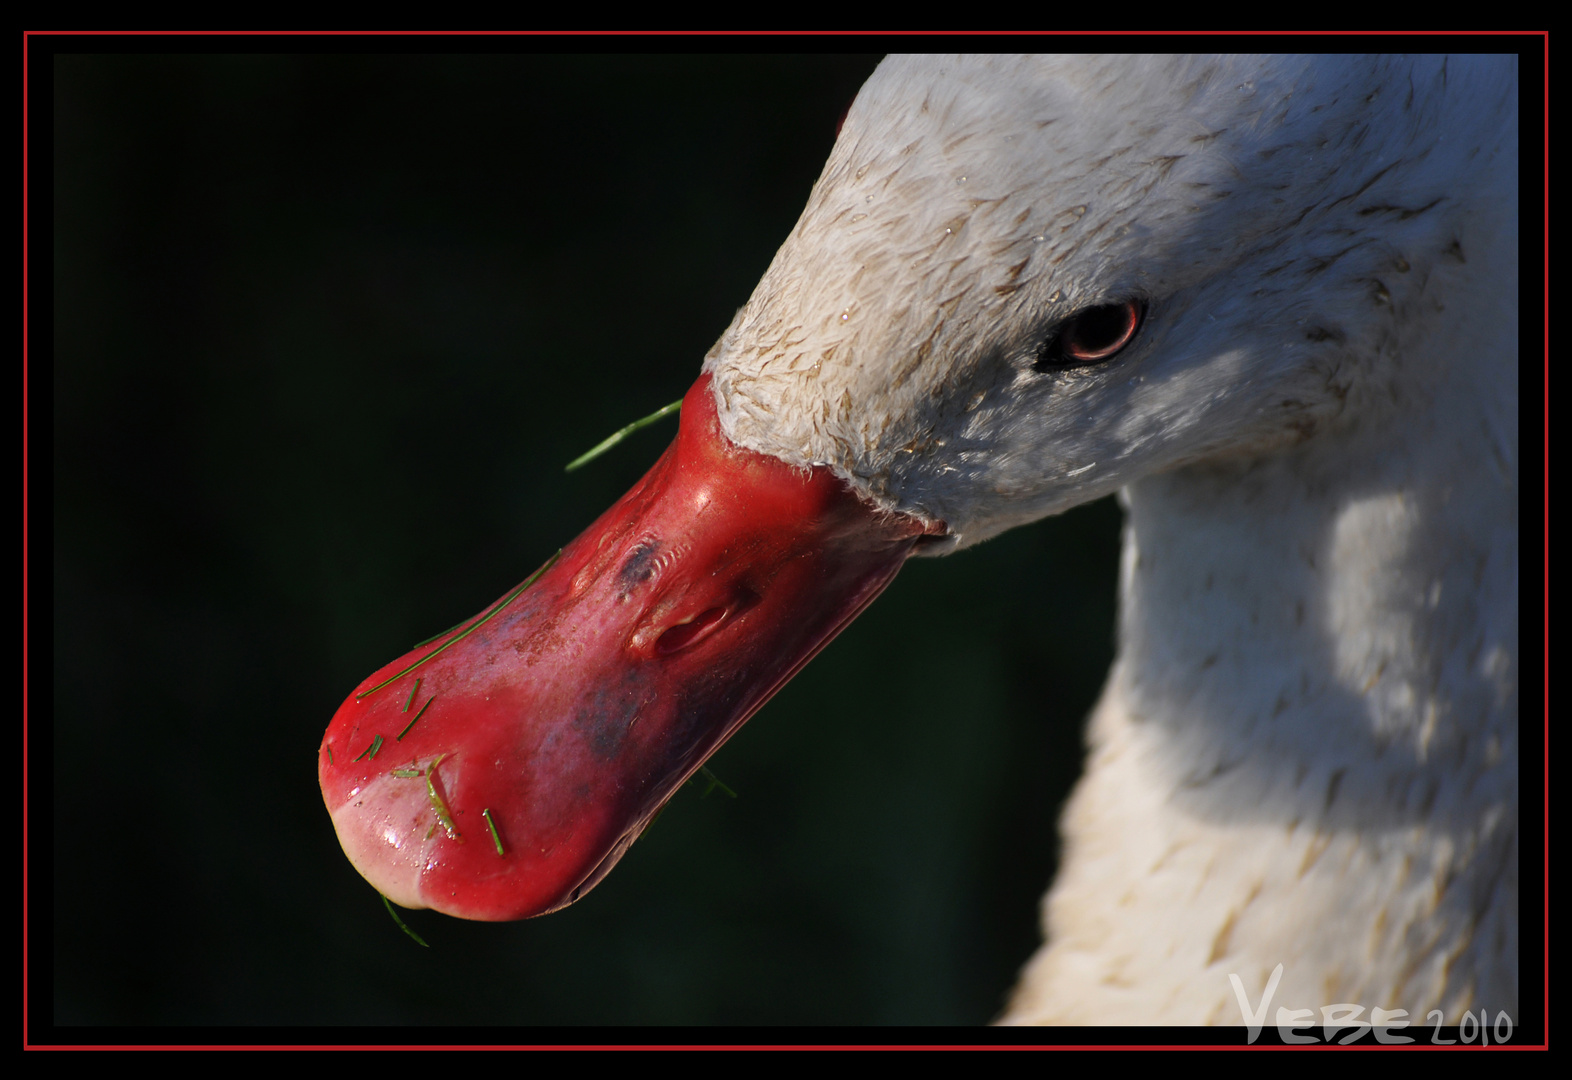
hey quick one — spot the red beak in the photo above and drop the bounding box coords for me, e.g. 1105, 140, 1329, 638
319, 374, 943, 920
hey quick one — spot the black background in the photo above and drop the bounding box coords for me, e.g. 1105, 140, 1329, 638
50, 46, 1156, 1028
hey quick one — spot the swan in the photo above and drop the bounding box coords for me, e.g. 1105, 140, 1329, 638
319, 54, 1519, 1027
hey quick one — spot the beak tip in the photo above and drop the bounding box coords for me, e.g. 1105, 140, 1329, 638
326, 775, 434, 913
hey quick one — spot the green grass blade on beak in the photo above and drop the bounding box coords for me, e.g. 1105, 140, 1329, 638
382, 894, 429, 948
565, 399, 681, 472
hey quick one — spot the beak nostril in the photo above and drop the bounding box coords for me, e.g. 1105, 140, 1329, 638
655, 606, 729, 656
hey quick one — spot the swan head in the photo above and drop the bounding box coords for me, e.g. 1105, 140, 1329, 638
318, 54, 1515, 921
707, 54, 1514, 548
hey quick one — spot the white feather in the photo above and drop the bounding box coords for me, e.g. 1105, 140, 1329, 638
704, 55, 1517, 1025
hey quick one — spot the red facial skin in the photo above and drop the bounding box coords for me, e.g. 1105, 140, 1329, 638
319, 374, 944, 920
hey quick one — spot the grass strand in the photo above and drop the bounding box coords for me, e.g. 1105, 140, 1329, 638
482, 808, 505, 856
356, 549, 561, 700
396, 695, 434, 741
382, 894, 429, 948
564, 399, 681, 472
698, 765, 737, 799
424, 753, 462, 841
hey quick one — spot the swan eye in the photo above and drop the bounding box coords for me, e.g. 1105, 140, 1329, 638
1034, 299, 1146, 371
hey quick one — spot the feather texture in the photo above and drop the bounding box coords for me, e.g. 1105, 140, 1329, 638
703, 54, 1518, 1025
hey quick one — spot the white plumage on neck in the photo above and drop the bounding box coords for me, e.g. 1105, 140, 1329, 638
704, 54, 1518, 1024
1011, 391, 1517, 1023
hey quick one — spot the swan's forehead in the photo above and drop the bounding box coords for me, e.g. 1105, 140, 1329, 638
702, 54, 1485, 530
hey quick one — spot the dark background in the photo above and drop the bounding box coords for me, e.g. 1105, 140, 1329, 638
47, 50, 1122, 1029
